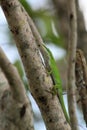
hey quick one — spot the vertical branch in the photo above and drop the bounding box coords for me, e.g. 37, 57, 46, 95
67, 0, 79, 130
75, 49, 87, 126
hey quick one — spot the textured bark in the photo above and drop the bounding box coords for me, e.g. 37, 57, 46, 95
0, 0, 71, 130
0, 48, 34, 130
75, 49, 87, 126
67, 0, 79, 130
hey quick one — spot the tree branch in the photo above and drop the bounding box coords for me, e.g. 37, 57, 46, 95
0, 47, 34, 130
75, 49, 87, 126
67, 0, 79, 130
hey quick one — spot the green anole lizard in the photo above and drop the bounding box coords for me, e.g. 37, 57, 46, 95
42, 44, 70, 124
24, 12, 70, 123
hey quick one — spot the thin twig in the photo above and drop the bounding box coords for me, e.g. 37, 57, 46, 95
67, 0, 79, 130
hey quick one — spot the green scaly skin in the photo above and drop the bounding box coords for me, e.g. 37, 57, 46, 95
42, 44, 70, 124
